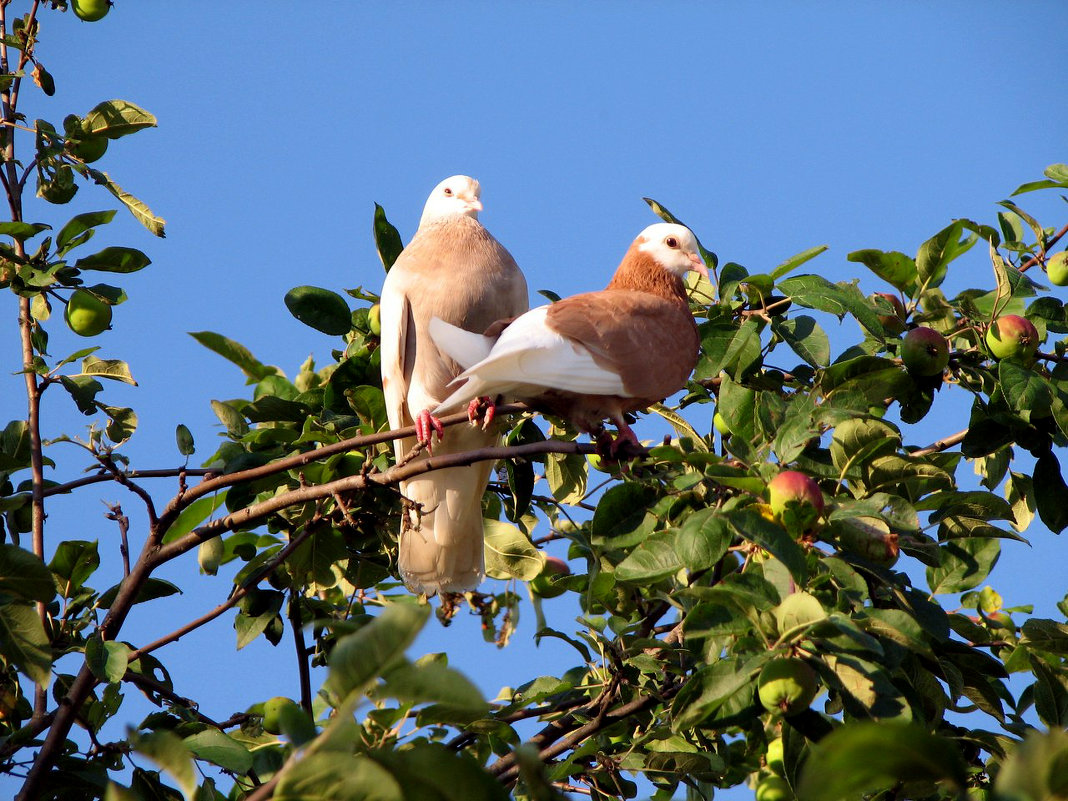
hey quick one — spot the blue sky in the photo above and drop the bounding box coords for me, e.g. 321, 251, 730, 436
2, 2, 1067, 798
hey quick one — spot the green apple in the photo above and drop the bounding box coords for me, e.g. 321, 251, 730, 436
713, 411, 730, 437
834, 517, 899, 568
756, 775, 794, 801
766, 737, 785, 776
71, 0, 111, 21
1047, 251, 1068, 286
262, 696, 298, 735
368, 303, 382, 336
65, 289, 112, 337
985, 314, 1039, 363
530, 555, 570, 598
766, 471, 824, 530
757, 657, 819, 715
900, 326, 949, 376
67, 135, 108, 163
871, 291, 906, 334
197, 536, 224, 575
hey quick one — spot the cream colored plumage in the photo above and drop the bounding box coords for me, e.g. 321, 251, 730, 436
379, 176, 528, 595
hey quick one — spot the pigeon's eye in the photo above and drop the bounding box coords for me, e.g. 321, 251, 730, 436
666, 237, 679, 248
443, 187, 453, 196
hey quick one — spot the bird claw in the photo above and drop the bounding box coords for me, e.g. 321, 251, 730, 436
467, 396, 497, 430
594, 425, 642, 459
415, 409, 445, 454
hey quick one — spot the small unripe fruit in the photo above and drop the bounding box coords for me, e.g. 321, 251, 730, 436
835, 517, 899, 568
71, 0, 111, 21
985, 315, 1039, 364
757, 658, 819, 715
262, 696, 298, 735
871, 291, 906, 334
766, 737, 785, 776
766, 471, 824, 531
197, 536, 224, 575
756, 775, 793, 801
67, 135, 108, 163
713, 411, 730, 437
1047, 251, 1068, 286
65, 289, 112, 337
900, 326, 949, 376
530, 555, 570, 598
368, 303, 382, 336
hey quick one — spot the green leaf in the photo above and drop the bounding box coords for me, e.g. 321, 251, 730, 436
671, 655, 764, 731
916, 220, 974, 291
0, 221, 51, 242
56, 210, 115, 254
84, 167, 166, 237
483, 518, 544, 581
590, 483, 657, 544
992, 729, 1068, 801
99, 404, 138, 443
728, 509, 807, 584
378, 660, 488, 714
97, 577, 182, 609
162, 492, 228, 545
175, 423, 195, 456
73, 246, 151, 273
80, 355, 137, 385
1021, 618, 1068, 656
324, 603, 430, 703
85, 635, 130, 683
277, 753, 404, 801
83, 100, 158, 139
926, 537, 1001, 594
209, 399, 249, 437
545, 450, 587, 505
284, 285, 353, 336
770, 245, 828, 280
131, 729, 196, 799
373, 203, 404, 272
773, 315, 830, 367
797, 722, 966, 801
183, 728, 253, 775
0, 601, 52, 685
1034, 452, 1068, 534
847, 249, 917, 294
50, 539, 100, 591
190, 331, 279, 381
617, 508, 730, 582
649, 402, 709, 450
0, 544, 55, 602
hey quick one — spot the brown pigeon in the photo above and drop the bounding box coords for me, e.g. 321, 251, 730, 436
379, 175, 528, 595
429, 222, 706, 451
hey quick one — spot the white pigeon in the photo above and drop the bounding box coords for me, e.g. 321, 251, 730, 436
430, 223, 706, 451
379, 175, 528, 594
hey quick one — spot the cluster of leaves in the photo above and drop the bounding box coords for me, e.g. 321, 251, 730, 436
3, 4, 1068, 801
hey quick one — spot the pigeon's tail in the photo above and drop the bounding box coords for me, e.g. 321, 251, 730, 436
395, 421, 497, 595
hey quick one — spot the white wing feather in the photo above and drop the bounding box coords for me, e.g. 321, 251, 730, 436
432, 306, 630, 414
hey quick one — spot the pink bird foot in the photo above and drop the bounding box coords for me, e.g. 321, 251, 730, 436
607, 423, 642, 458
467, 396, 497, 429
415, 408, 445, 454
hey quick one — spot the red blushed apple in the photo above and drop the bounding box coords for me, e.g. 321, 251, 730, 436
985, 314, 1039, 363
900, 326, 949, 376
767, 470, 824, 530
871, 291, 907, 334
530, 556, 571, 598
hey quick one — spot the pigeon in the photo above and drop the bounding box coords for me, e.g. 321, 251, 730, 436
379, 175, 528, 595
429, 222, 706, 451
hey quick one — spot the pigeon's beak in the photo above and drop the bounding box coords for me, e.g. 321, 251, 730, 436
688, 251, 709, 281
466, 197, 484, 213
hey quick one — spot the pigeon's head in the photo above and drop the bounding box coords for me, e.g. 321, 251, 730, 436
637, 223, 708, 280
419, 175, 483, 228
